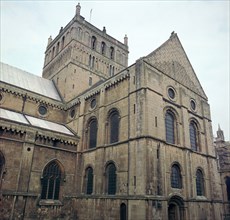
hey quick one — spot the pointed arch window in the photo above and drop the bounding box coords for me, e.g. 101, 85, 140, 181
41, 161, 62, 200
86, 167, 94, 194
196, 169, 205, 196
88, 118, 98, 149
109, 110, 120, 143
106, 163, 116, 195
190, 121, 199, 151
171, 164, 182, 189
165, 110, 176, 144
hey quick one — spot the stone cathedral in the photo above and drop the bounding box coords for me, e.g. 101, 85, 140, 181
0, 3, 226, 220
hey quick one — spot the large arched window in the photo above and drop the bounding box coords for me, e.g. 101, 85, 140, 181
190, 121, 199, 151
165, 110, 176, 144
171, 164, 182, 189
225, 176, 230, 201
41, 161, 62, 200
106, 163, 116, 195
88, 118, 98, 149
109, 110, 120, 143
120, 203, 127, 220
196, 169, 205, 196
86, 167, 93, 195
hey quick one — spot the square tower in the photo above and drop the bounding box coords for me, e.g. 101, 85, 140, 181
42, 3, 129, 101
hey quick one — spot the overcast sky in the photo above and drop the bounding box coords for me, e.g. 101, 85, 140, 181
1, 1, 229, 140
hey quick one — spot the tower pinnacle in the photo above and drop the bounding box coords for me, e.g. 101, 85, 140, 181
76, 3, 81, 17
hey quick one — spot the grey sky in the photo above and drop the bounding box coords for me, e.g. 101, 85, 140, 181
1, 1, 229, 140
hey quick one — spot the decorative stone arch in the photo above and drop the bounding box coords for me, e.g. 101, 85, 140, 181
168, 195, 185, 220
70, 26, 78, 39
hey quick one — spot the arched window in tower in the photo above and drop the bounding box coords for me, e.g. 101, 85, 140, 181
41, 160, 62, 200
101, 41, 106, 55
165, 110, 176, 144
226, 176, 230, 201
0, 151, 5, 190
110, 46, 114, 59
56, 42, 60, 55
108, 110, 120, 143
85, 167, 94, 194
89, 55, 92, 67
171, 164, 182, 189
88, 118, 98, 149
91, 36, 97, 50
196, 169, 205, 196
190, 121, 199, 151
120, 203, 127, 220
52, 46, 55, 59
106, 163, 116, 195
61, 36, 65, 49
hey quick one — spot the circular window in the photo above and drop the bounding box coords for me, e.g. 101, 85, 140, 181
70, 108, 76, 118
90, 98, 96, 109
190, 99, 196, 111
168, 88, 175, 99
38, 105, 47, 116
0, 93, 3, 101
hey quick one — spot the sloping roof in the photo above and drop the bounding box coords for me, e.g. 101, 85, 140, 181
0, 108, 74, 136
144, 33, 207, 99
0, 62, 61, 101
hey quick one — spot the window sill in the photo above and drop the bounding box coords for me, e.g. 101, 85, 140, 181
39, 199, 62, 206
196, 196, 207, 200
